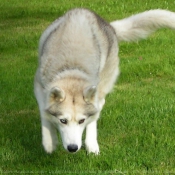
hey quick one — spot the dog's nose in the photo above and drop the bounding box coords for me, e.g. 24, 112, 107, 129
67, 144, 78, 153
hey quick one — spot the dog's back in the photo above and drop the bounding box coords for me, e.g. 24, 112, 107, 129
38, 8, 117, 87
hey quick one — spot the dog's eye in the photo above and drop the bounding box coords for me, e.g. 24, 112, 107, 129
79, 119, 85, 124
60, 119, 68, 124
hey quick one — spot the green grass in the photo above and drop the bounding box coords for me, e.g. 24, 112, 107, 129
1, 0, 175, 174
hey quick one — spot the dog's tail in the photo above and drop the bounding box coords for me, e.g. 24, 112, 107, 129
110, 9, 175, 42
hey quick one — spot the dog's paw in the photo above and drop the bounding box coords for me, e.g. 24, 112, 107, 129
85, 140, 100, 155
42, 140, 57, 154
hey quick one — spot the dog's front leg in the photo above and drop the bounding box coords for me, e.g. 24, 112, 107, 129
41, 116, 58, 153
85, 120, 99, 155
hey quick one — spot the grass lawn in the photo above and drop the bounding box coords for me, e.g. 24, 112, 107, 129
1, 0, 175, 174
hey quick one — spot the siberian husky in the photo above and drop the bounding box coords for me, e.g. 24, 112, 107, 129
34, 8, 175, 154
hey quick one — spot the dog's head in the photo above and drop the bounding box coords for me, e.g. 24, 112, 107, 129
45, 82, 100, 153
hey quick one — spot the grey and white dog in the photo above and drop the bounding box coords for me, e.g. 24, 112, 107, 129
34, 8, 175, 154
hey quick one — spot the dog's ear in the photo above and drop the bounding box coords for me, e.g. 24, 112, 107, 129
49, 87, 65, 103
83, 86, 97, 104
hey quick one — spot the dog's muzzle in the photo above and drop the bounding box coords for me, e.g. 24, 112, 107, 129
67, 144, 78, 153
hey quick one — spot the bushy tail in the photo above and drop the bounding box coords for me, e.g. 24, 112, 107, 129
110, 9, 175, 42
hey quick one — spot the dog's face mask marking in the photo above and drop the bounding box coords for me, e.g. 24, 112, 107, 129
46, 86, 99, 152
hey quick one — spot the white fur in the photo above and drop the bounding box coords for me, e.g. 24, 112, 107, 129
34, 80, 58, 153
34, 8, 175, 154
58, 120, 84, 151
85, 120, 99, 155
111, 9, 175, 42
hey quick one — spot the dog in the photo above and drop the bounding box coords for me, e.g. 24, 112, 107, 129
34, 8, 175, 154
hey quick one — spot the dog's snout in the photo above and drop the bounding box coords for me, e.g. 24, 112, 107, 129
67, 144, 78, 153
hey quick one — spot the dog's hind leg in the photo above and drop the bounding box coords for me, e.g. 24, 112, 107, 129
85, 120, 99, 155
